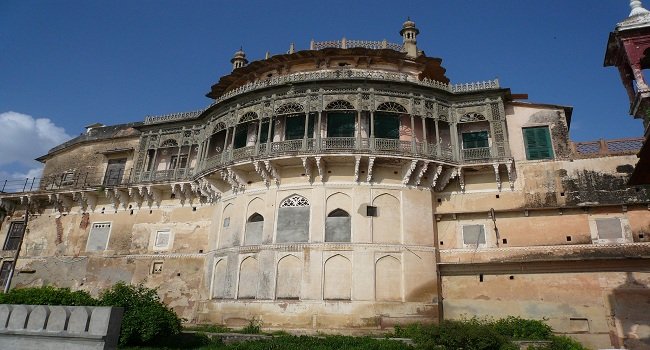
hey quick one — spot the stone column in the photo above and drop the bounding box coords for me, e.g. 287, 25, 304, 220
316, 111, 323, 151
434, 119, 440, 157
370, 111, 375, 150
410, 113, 416, 154
421, 116, 427, 154
255, 119, 263, 155
356, 110, 361, 150
303, 112, 309, 150
450, 122, 459, 161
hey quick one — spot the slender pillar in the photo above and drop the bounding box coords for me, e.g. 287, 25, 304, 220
450, 122, 459, 161
370, 111, 375, 150
150, 148, 158, 180
356, 110, 361, 150
317, 111, 323, 150
421, 117, 427, 154
435, 120, 440, 157
223, 126, 231, 163
303, 112, 309, 150
266, 116, 273, 152
410, 114, 416, 154
256, 119, 263, 155
174, 143, 183, 179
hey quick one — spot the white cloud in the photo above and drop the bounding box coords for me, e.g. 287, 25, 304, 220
0, 111, 71, 167
0, 111, 71, 184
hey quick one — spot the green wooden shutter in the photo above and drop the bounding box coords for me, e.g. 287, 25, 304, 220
524, 127, 553, 160
259, 120, 269, 143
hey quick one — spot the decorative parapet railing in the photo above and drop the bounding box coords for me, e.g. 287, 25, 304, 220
144, 110, 205, 125
310, 38, 404, 51
209, 69, 500, 107
571, 137, 643, 158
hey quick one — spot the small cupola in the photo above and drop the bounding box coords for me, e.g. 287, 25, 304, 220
231, 47, 248, 71
400, 17, 419, 58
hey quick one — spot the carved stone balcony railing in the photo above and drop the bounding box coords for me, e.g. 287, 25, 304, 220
134, 167, 195, 183
461, 147, 492, 161
193, 136, 483, 177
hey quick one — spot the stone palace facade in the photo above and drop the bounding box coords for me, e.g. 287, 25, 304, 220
1, 18, 649, 350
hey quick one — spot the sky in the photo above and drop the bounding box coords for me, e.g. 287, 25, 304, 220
0, 0, 645, 180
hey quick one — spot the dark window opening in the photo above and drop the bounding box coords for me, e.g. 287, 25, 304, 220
248, 213, 264, 222
327, 112, 355, 137
374, 112, 400, 139
285, 115, 305, 140
0, 261, 13, 289
3, 221, 25, 251
328, 209, 350, 217
462, 131, 489, 149
233, 125, 249, 149
366, 205, 378, 217
169, 155, 188, 170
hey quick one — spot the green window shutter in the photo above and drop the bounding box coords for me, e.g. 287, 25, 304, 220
308, 113, 316, 137
259, 120, 269, 143
233, 125, 248, 149
285, 115, 305, 140
374, 112, 400, 139
524, 127, 553, 160
462, 131, 488, 149
327, 112, 355, 137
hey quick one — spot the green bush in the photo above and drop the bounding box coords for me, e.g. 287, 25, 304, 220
492, 316, 553, 340
99, 282, 181, 346
0, 286, 97, 306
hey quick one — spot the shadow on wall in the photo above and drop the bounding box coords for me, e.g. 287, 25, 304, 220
608, 272, 650, 349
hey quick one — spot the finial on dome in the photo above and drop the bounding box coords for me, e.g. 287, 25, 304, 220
230, 47, 248, 71
630, 0, 650, 16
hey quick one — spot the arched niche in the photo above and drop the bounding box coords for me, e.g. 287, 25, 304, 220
237, 257, 259, 299
323, 255, 351, 300
276, 255, 301, 299
211, 259, 228, 299
375, 255, 402, 301
372, 194, 401, 243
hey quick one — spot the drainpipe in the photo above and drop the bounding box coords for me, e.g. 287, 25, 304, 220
4, 209, 29, 293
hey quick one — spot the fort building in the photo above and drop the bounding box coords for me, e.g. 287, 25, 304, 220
1, 13, 650, 350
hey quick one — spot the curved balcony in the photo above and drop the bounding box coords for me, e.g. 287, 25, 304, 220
195, 136, 465, 177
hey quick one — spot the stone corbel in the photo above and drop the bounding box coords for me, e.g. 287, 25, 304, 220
83, 192, 97, 212
56, 193, 74, 212
113, 189, 129, 210
435, 167, 459, 192
264, 160, 281, 185
314, 156, 325, 182
301, 157, 313, 182
73, 192, 86, 212
147, 186, 163, 207
415, 161, 430, 186
430, 165, 443, 189
354, 156, 361, 182
493, 163, 502, 192
253, 161, 271, 186
0, 198, 16, 213
458, 168, 465, 192
507, 159, 516, 191
366, 156, 376, 182
128, 187, 144, 208
229, 168, 247, 192
401, 159, 419, 185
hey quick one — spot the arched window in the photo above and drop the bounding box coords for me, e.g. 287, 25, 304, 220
325, 209, 351, 242
239, 111, 258, 123
374, 102, 406, 140
245, 213, 264, 245
275, 102, 304, 115
325, 100, 354, 111
276, 195, 310, 243
376, 102, 407, 113
160, 139, 178, 148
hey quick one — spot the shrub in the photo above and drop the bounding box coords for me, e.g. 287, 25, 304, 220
492, 316, 553, 340
99, 282, 181, 346
0, 286, 97, 306
240, 318, 262, 334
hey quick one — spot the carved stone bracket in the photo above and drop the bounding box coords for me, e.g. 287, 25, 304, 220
414, 161, 430, 186
254, 161, 271, 186
354, 156, 361, 182
458, 168, 465, 192
83, 192, 98, 211
264, 160, 281, 185
128, 187, 144, 208
0, 198, 16, 213
435, 167, 459, 192
147, 186, 163, 207
430, 165, 443, 189
493, 163, 502, 192
507, 159, 516, 191
113, 189, 129, 210
301, 157, 313, 182
366, 156, 376, 182
315, 156, 325, 182
402, 159, 418, 185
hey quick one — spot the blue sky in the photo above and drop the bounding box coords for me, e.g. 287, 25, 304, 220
0, 0, 644, 179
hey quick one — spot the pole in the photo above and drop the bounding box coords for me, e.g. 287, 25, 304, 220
4, 210, 29, 293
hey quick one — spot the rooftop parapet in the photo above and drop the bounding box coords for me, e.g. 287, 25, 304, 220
310, 38, 404, 52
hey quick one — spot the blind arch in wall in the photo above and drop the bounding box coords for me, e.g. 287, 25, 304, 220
276, 195, 310, 243
211, 259, 228, 299
237, 257, 259, 299
372, 194, 401, 243
375, 256, 402, 301
276, 255, 301, 299
323, 255, 351, 300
